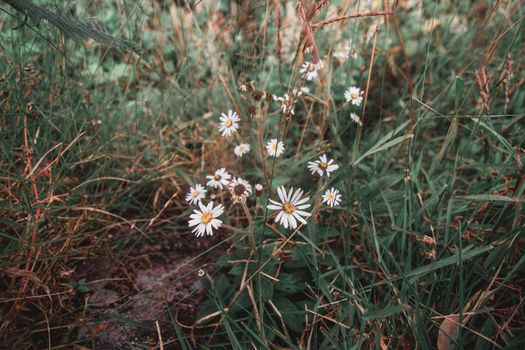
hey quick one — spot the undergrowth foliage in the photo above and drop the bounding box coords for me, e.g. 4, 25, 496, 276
1, 0, 524, 349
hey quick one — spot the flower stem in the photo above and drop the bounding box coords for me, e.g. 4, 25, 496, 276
241, 201, 257, 256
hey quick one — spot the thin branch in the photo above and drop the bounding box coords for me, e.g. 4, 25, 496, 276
312, 9, 393, 30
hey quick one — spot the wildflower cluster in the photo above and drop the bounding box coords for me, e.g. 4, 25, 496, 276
186, 167, 257, 237
184, 65, 356, 236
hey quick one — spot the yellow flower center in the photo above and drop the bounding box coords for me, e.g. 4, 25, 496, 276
272, 143, 278, 152
200, 212, 213, 224
327, 193, 335, 201
319, 162, 328, 170
225, 119, 233, 127
307, 63, 315, 72
192, 191, 200, 198
351, 92, 358, 100
214, 175, 221, 181
283, 202, 295, 214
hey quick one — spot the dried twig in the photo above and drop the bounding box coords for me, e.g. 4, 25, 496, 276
312, 9, 393, 30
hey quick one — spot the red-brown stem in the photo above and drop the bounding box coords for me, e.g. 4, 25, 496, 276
18, 115, 42, 296
312, 10, 393, 30
297, 0, 321, 65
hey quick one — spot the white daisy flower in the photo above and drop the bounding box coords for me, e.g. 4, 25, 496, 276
188, 201, 224, 237
267, 186, 311, 230
334, 39, 358, 61
218, 110, 240, 137
206, 168, 232, 189
307, 154, 340, 177
350, 113, 363, 126
234, 143, 251, 157
344, 86, 364, 106
266, 139, 285, 157
255, 183, 263, 192
322, 188, 342, 207
185, 184, 207, 205
273, 93, 296, 115
333, 48, 350, 60
228, 177, 252, 204
300, 61, 319, 81
334, 47, 358, 60
300, 86, 311, 95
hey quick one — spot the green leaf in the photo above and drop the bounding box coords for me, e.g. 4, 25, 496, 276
274, 273, 302, 294
406, 245, 494, 284
3, 0, 139, 52
196, 299, 219, 321
470, 118, 516, 157
229, 291, 251, 314
223, 316, 243, 350
363, 303, 411, 320
257, 278, 274, 301
283, 244, 312, 269
214, 274, 233, 301
272, 297, 305, 333
459, 194, 519, 203
455, 76, 464, 109
354, 121, 412, 165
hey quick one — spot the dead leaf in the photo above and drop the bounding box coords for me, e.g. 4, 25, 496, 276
380, 335, 389, 350
437, 290, 494, 350
89, 322, 113, 334
88, 289, 120, 307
